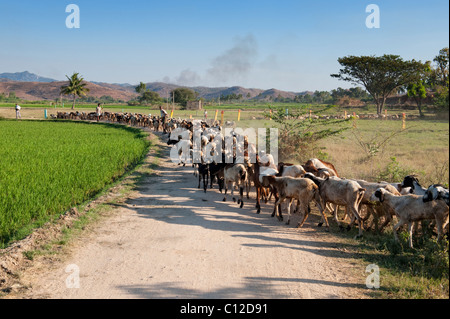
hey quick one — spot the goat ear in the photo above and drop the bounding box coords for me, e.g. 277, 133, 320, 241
375, 190, 384, 202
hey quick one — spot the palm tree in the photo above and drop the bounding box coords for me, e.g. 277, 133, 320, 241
60, 72, 90, 109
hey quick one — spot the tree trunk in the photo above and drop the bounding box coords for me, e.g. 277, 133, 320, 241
376, 101, 381, 115
377, 97, 386, 116
417, 99, 424, 117
72, 95, 76, 110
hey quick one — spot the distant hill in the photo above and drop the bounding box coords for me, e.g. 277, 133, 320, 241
0, 81, 138, 101
0, 71, 57, 83
0, 71, 310, 102
143, 83, 266, 100
252, 88, 301, 101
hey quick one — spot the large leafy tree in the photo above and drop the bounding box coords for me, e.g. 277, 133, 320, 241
406, 62, 432, 117
430, 48, 449, 108
432, 47, 449, 87
139, 90, 161, 105
407, 81, 427, 117
60, 73, 90, 109
134, 82, 161, 105
331, 55, 428, 115
171, 88, 197, 107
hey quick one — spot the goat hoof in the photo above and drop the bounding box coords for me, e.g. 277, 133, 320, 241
240, 202, 244, 208
232, 197, 236, 202
317, 222, 323, 227
223, 198, 226, 202
237, 199, 241, 204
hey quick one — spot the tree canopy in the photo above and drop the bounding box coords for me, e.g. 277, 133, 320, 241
430, 47, 449, 108
331, 55, 428, 115
134, 82, 161, 105
171, 88, 197, 107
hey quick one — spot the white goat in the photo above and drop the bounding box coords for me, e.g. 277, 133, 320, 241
259, 151, 277, 170
304, 173, 366, 238
177, 140, 193, 166
223, 164, 248, 208
370, 188, 449, 248
277, 164, 306, 178
379, 181, 412, 195
352, 179, 401, 232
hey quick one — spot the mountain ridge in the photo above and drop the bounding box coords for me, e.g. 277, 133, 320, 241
0, 71, 310, 101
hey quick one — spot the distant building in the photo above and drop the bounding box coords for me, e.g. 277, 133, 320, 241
186, 100, 203, 110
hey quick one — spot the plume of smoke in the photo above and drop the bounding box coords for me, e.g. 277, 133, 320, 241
207, 34, 258, 84
175, 69, 201, 86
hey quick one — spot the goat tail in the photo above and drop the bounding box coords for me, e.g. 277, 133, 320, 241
356, 188, 366, 207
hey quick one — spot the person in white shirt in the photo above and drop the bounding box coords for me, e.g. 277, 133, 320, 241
15, 104, 21, 119
96, 103, 103, 122
159, 106, 168, 133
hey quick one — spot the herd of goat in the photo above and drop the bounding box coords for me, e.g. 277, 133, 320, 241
165, 119, 449, 249
54, 110, 449, 248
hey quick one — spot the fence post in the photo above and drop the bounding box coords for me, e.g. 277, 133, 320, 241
402, 113, 406, 130
221, 110, 224, 125
237, 109, 241, 121
214, 109, 218, 122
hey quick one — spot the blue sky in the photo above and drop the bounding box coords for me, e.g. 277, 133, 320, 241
0, 0, 448, 91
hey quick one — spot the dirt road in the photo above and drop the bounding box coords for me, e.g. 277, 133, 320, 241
20, 134, 367, 299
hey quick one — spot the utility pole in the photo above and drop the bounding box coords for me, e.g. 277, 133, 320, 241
172, 91, 175, 111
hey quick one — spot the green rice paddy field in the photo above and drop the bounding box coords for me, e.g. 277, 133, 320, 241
0, 120, 150, 247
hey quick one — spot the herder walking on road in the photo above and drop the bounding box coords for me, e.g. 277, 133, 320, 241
160, 105, 168, 134
15, 103, 21, 120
